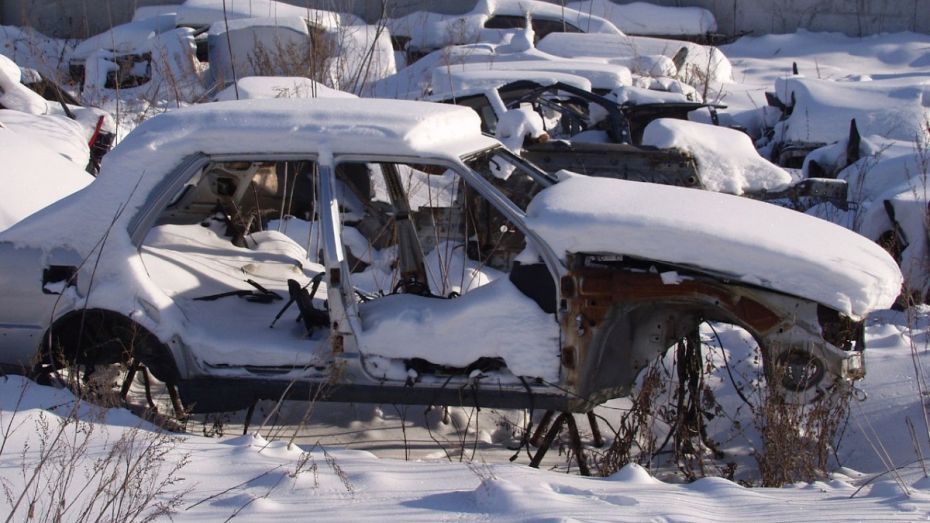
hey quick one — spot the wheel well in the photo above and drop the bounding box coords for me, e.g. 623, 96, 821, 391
576, 298, 776, 405
40, 309, 181, 384
577, 302, 705, 402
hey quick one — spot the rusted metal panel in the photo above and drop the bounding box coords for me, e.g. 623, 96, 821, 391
558, 256, 787, 401
566, 267, 781, 331
523, 141, 702, 188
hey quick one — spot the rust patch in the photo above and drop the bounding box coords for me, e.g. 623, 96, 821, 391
561, 346, 576, 369
560, 275, 575, 298
565, 266, 784, 332
732, 297, 782, 332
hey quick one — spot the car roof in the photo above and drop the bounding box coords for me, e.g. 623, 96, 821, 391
119, 97, 497, 160
207, 15, 308, 35
448, 60, 632, 91
428, 68, 593, 100
0, 98, 498, 251
174, 0, 358, 28
213, 76, 358, 101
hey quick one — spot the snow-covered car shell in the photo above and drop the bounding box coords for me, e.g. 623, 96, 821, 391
387, 0, 621, 54
0, 98, 901, 414
0, 54, 114, 171
0, 125, 94, 232
537, 32, 733, 85
213, 76, 358, 101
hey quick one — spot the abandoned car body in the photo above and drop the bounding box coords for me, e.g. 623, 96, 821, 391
0, 54, 116, 174
430, 75, 708, 189
433, 75, 846, 204
0, 99, 901, 416
386, 0, 621, 62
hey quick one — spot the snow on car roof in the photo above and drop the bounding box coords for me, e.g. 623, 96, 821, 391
213, 76, 357, 101
427, 68, 593, 101
538, 32, 733, 83
448, 60, 632, 91
772, 76, 930, 144
525, 175, 902, 318
118, 97, 495, 160
1, 98, 496, 249
175, 0, 358, 28
207, 15, 307, 35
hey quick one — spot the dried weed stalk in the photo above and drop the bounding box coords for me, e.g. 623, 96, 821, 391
1, 379, 190, 523
753, 360, 851, 487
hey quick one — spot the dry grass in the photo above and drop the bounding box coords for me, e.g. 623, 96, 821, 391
753, 366, 851, 486
1, 378, 190, 523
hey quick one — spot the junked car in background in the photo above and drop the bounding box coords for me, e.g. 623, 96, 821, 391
179, 0, 395, 92
536, 31, 733, 91
0, 54, 115, 173
565, 0, 720, 43
205, 14, 394, 93
762, 73, 930, 168
68, 12, 203, 104
429, 70, 706, 189
430, 68, 846, 204
71, 0, 394, 102
386, 0, 621, 64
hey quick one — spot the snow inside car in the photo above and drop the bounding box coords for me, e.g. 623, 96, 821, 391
0, 98, 902, 417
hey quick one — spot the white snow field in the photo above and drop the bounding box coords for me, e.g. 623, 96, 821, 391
2, 6, 930, 521
5, 315, 930, 523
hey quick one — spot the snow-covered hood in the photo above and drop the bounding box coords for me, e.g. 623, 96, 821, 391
642, 118, 793, 195
525, 176, 902, 318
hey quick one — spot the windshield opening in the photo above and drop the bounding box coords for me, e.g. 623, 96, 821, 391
462, 146, 556, 211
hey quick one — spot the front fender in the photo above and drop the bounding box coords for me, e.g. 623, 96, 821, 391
558, 255, 862, 409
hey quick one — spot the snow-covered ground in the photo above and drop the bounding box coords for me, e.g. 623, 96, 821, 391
4, 306, 930, 521
3, 4, 930, 520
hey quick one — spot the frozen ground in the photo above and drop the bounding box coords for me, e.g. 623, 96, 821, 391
3, 18, 930, 522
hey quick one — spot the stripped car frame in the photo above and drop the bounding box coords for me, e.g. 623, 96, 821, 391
0, 99, 897, 419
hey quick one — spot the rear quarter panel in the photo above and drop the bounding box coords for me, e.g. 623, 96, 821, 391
0, 242, 81, 371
